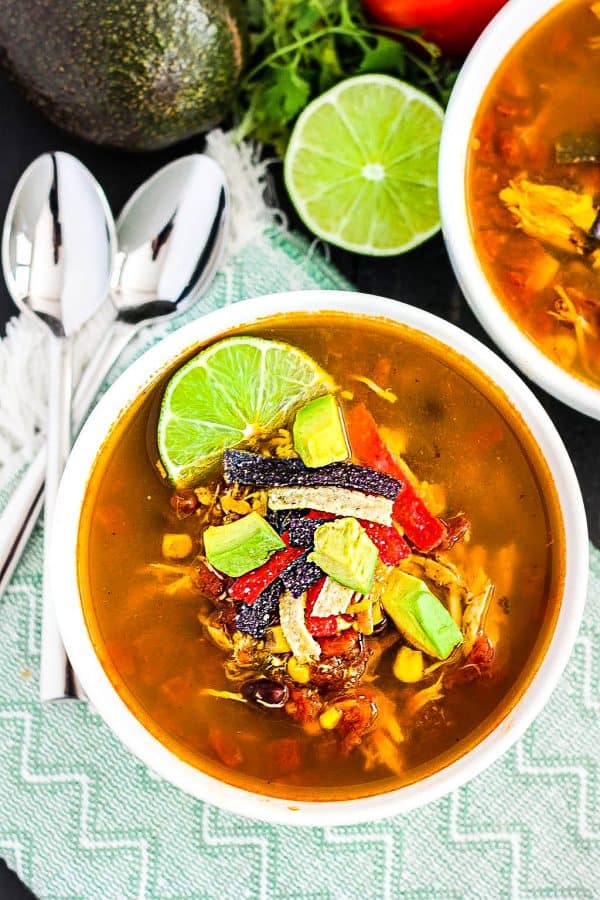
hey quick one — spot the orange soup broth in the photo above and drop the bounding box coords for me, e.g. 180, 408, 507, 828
78, 314, 565, 801
467, 0, 600, 387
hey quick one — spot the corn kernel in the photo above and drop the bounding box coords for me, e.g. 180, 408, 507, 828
162, 533, 193, 560
348, 597, 372, 614
287, 656, 310, 684
319, 707, 343, 730
393, 646, 424, 683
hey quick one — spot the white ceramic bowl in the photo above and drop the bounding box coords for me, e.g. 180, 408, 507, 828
439, 0, 600, 420
51, 290, 588, 826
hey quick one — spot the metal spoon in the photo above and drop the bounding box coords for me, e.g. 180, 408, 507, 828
0, 155, 229, 636
2, 151, 116, 701
78, 154, 228, 415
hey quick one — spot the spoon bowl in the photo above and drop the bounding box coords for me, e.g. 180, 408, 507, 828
3, 151, 115, 335
113, 154, 228, 324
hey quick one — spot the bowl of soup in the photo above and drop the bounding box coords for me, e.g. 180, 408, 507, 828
440, 0, 600, 419
51, 290, 587, 825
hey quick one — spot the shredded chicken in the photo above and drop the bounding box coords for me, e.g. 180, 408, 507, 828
499, 178, 597, 254
361, 694, 404, 775
462, 581, 495, 655
145, 562, 196, 596
549, 286, 596, 376
200, 688, 247, 704
405, 674, 444, 717
349, 375, 397, 403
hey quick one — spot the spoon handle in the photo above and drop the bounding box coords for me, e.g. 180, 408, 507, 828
72, 319, 137, 428
0, 320, 138, 603
40, 334, 73, 701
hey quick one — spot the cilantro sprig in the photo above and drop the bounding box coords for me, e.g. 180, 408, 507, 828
235, 0, 458, 155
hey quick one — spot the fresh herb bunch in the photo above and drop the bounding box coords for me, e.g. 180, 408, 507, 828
235, 0, 458, 155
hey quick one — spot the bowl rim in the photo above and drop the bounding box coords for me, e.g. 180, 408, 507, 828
438, 0, 600, 421
51, 289, 589, 826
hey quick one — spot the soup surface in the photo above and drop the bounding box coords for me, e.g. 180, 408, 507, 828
467, 0, 600, 388
78, 313, 564, 800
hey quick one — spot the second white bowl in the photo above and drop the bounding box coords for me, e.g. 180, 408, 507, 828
439, 0, 600, 420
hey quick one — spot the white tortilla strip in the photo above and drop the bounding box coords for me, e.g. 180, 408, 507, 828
311, 577, 356, 617
279, 591, 321, 662
267, 486, 393, 525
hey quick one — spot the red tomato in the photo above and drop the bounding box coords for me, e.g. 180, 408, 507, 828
362, 0, 508, 56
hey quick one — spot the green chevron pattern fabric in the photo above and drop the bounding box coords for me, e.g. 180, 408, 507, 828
0, 229, 598, 899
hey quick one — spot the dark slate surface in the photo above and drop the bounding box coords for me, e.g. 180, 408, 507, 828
0, 66, 597, 900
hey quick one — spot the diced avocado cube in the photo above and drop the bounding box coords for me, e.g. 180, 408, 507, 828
203, 511, 284, 577
293, 394, 349, 468
308, 517, 377, 594
381, 569, 463, 660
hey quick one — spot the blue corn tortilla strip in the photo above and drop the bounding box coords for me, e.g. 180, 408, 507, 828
223, 450, 402, 500
236, 577, 283, 638
288, 517, 331, 548
235, 551, 324, 635
266, 507, 308, 535
279, 553, 324, 598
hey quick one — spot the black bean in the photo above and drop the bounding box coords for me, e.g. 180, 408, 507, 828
170, 491, 198, 518
241, 678, 289, 709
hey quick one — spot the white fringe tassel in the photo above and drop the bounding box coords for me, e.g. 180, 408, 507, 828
0, 129, 279, 487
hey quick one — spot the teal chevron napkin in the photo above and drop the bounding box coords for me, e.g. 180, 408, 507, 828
0, 229, 598, 899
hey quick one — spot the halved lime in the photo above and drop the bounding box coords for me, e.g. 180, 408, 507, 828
285, 74, 443, 256
157, 336, 333, 486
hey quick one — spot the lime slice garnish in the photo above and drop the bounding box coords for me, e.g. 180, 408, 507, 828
157, 336, 334, 486
284, 74, 443, 256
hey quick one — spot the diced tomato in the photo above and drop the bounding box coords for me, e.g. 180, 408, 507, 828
468, 635, 495, 675
268, 738, 302, 775
470, 419, 505, 452
337, 691, 377, 752
286, 687, 323, 724
345, 403, 446, 553
208, 727, 243, 768
436, 514, 470, 552
228, 535, 303, 604
357, 519, 410, 565
446, 636, 496, 687
318, 630, 360, 658
192, 561, 224, 600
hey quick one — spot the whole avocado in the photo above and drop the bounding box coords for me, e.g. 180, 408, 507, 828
0, 0, 246, 151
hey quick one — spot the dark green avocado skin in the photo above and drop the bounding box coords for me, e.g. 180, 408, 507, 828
0, 0, 246, 151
